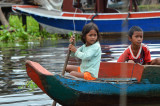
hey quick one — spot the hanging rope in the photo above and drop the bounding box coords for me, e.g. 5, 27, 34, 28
73, 8, 77, 34
91, 13, 98, 23
98, 63, 137, 90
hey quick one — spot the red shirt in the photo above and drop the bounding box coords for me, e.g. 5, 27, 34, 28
117, 44, 151, 65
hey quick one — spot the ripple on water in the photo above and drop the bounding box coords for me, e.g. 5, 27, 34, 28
0, 38, 160, 105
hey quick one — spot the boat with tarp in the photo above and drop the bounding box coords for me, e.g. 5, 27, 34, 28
12, 0, 160, 35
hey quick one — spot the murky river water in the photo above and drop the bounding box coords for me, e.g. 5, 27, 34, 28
0, 35, 160, 106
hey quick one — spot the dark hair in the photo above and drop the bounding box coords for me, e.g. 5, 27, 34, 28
128, 26, 143, 38
81, 22, 100, 43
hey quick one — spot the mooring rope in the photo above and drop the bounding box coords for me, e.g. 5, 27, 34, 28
106, 63, 137, 90
73, 8, 77, 33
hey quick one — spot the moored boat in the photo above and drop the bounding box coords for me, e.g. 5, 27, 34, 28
26, 60, 160, 105
12, 0, 160, 35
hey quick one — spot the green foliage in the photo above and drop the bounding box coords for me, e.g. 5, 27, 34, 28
18, 80, 38, 91
0, 26, 14, 41
0, 15, 59, 42
68, 32, 73, 37
0, 15, 81, 42
68, 31, 81, 41
138, 5, 160, 11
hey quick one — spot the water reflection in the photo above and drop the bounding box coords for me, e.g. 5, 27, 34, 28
0, 36, 160, 105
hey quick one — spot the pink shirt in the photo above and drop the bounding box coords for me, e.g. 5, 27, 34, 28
117, 44, 151, 65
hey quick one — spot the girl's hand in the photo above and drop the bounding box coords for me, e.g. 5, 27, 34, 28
69, 44, 77, 53
69, 36, 75, 43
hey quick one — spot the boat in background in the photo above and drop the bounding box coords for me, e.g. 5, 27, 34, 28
26, 60, 160, 105
12, 0, 160, 35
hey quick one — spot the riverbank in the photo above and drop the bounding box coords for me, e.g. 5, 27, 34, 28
0, 15, 60, 42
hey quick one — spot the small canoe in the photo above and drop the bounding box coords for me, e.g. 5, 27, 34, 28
26, 60, 160, 106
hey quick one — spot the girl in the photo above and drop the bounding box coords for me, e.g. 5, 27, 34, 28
66, 22, 101, 80
117, 26, 160, 65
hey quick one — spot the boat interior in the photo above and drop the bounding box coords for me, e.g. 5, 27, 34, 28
63, 0, 139, 13
26, 60, 145, 84
21, 0, 139, 13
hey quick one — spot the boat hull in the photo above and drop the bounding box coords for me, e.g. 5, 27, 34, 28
26, 60, 160, 105
12, 5, 160, 34
45, 75, 160, 106
33, 15, 160, 33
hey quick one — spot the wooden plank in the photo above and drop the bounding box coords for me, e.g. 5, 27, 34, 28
98, 62, 144, 82
0, 3, 16, 7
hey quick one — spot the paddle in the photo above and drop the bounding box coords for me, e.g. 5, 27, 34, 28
52, 33, 75, 106
53, 3, 77, 106
62, 33, 75, 75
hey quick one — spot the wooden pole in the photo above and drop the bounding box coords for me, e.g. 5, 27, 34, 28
0, 7, 10, 29
39, 24, 43, 31
120, 0, 129, 106
129, 0, 133, 12
52, 33, 75, 106
22, 14, 27, 31
61, 49, 72, 75
133, 0, 138, 12
62, 33, 75, 75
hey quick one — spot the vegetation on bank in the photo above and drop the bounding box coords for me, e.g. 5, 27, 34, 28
0, 15, 59, 42
138, 4, 160, 11
0, 16, 80, 91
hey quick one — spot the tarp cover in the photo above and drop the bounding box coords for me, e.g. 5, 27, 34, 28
34, 0, 63, 11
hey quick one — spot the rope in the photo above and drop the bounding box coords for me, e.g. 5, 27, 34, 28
91, 13, 98, 22
85, 14, 92, 25
73, 8, 77, 33
130, 63, 136, 81
103, 63, 137, 90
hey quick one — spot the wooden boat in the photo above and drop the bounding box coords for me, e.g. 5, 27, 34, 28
12, 0, 160, 35
26, 60, 160, 105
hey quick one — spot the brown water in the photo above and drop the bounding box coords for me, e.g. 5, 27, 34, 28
0, 36, 160, 106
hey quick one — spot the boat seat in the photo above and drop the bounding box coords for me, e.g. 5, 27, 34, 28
105, 8, 119, 13
98, 62, 144, 83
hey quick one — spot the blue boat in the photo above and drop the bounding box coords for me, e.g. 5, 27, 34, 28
12, 0, 160, 34
26, 60, 160, 105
